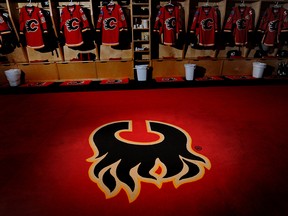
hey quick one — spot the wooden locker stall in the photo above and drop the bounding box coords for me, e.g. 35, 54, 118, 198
151, 59, 189, 78
17, 62, 59, 81
251, 0, 288, 58
96, 60, 134, 80
151, 0, 187, 60
221, 59, 254, 75
185, 0, 227, 59
7, 0, 62, 62
188, 59, 223, 76
1, 0, 28, 63
56, 61, 97, 80
57, 0, 98, 62
217, 0, 262, 58
97, 1, 132, 61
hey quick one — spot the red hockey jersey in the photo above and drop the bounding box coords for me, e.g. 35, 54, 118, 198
190, 6, 219, 47
258, 7, 288, 46
19, 6, 47, 49
0, 11, 11, 34
60, 4, 90, 47
224, 6, 254, 46
96, 4, 128, 46
153, 4, 182, 46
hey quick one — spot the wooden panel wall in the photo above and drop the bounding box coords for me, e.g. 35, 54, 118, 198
152, 59, 189, 77
96, 61, 134, 79
57, 62, 97, 80
221, 59, 254, 75
18, 63, 59, 82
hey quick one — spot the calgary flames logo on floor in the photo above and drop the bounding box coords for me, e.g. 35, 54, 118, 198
87, 120, 211, 202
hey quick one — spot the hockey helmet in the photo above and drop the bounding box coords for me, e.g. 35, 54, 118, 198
277, 50, 288, 58
226, 50, 241, 58
254, 50, 267, 58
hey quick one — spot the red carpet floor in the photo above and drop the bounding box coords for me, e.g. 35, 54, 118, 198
1, 84, 288, 216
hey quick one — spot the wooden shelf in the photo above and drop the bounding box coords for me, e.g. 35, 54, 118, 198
135, 59, 150, 63
134, 40, 149, 43
132, 3, 149, 6
134, 50, 149, 53
133, 28, 149, 30
131, 0, 152, 69
133, 15, 149, 18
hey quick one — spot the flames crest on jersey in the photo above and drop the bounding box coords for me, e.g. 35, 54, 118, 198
165, 17, 176, 30
201, 18, 213, 31
268, 20, 279, 32
104, 17, 117, 30
87, 120, 211, 202
65, 18, 80, 32
236, 18, 246, 30
25, 19, 39, 32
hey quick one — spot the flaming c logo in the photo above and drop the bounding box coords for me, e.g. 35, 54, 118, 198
87, 120, 211, 202
165, 17, 176, 30
268, 20, 278, 32
201, 18, 213, 31
26, 19, 39, 32
236, 18, 246, 30
104, 17, 117, 30
65, 18, 79, 32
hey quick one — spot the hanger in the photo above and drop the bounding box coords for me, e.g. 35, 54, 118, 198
239, 1, 246, 7
108, 0, 115, 6
273, 2, 281, 8
166, 0, 174, 7
203, 0, 210, 8
26, 0, 33, 7
68, 0, 74, 6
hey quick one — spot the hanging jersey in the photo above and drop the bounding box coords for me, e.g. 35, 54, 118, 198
0, 10, 18, 54
60, 4, 90, 47
96, 4, 128, 46
153, 5, 182, 46
258, 7, 288, 46
224, 6, 254, 46
0, 11, 11, 34
19, 6, 47, 49
190, 6, 219, 47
